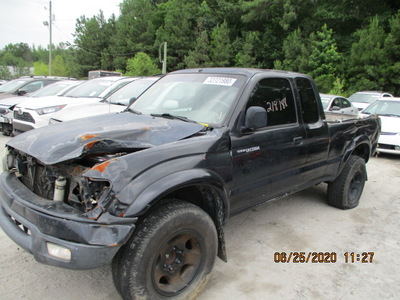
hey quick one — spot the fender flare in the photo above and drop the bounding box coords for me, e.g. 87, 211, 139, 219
124, 168, 230, 219
339, 135, 371, 174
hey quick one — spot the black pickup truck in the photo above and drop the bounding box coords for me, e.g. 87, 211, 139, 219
0, 68, 380, 300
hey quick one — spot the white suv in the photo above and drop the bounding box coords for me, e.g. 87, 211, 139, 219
13, 76, 136, 134
348, 91, 393, 111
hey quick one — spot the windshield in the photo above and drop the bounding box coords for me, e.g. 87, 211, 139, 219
363, 101, 400, 117
64, 78, 115, 98
107, 77, 159, 105
349, 93, 381, 104
31, 81, 78, 97
130, 73, 245, 125
0, 79, 28, 93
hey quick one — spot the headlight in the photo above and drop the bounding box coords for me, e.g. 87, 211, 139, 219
35, 105, 66, 115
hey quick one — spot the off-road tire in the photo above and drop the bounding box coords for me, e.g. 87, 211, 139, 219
112, 200, 218, 300
327, 155, 367, 209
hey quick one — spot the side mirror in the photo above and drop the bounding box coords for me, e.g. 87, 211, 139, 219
17, 89, 28, 96
242, 106, 267, 133
330, 106, 340, 111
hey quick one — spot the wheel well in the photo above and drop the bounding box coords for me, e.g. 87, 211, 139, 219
351, 143, 370, 162
139, 185, 226, 220
135, 184, 228, 262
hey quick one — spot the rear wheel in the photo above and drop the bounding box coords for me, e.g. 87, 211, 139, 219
327, 155, 367, 209
112, 200, 218, 300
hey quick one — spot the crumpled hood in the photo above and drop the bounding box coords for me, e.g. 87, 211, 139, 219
7, 112, 205, 165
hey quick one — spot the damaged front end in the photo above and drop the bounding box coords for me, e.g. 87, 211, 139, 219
0, 114, 207, 269
3, 147, 119, 220
0, 146, 137, 269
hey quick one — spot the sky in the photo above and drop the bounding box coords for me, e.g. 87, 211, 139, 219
0, 0, 122, 49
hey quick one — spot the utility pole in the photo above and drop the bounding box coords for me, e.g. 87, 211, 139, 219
44, 1, 53, 75
49, 1, 52, 76
159, 42, 167, 74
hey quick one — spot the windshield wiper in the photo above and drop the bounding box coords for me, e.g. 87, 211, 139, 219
151, 113, 197, 123
379, 113, 400, 118
125, 107, 142, 115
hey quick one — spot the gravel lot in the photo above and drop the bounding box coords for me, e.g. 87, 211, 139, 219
0, 134, 399, 300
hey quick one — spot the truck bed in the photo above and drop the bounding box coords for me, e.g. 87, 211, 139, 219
324, 112, 361, 123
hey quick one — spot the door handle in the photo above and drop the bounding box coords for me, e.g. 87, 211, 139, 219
293, 136, 303, 145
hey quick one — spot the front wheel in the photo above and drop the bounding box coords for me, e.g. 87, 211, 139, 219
112, 200, 218, 300
327, 155, 367, 209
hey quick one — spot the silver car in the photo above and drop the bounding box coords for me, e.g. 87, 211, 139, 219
320, 94, 358, 116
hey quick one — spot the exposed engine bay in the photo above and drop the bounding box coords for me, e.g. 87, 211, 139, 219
3, 147, 127, 219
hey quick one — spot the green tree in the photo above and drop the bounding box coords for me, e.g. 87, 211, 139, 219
3, 43, 33, 63
52, 55, 67, 76
1, 52, 21, 67
113, 0, 159, 70
0, 65, 12, 80
308, 24, 342, 92
155, 0, 199, 70
384, 11, 400, 94
73, 11, 117, 77
184, 31, 212, 68
235, 31, 260, 67
311, 0, 398, 52
33, 61, 49, 75
210, 21, 232, 66
125, 52, 160, 76
346, 16, 387, 93
274, 28, 311, 72
1, 51, 31, 77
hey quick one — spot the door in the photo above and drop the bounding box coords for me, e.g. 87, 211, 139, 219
295, 78, 330, 181
340, 98, 358, 115
229, 77, 308, 213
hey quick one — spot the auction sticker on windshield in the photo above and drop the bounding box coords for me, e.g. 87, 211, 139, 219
203, 77, 237, 86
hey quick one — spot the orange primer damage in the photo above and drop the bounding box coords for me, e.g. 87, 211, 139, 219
84, 140, 98, 150
80, 134, 100, 141
91, 160, 112, 173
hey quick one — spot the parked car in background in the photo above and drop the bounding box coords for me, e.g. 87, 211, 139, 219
0, 76, 71, 100
0, 80, 7, 85
0, 80, 82, 135
360, 97, 400, 155
88, 70, 122, 79
320, 93, 358, 116
49, 76, 160, 124
12, 76, 136, 135
349, 91, 393, 111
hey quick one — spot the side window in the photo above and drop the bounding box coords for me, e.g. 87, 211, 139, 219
44, 80, 57, 87
22, 81, 43, 93
341, 98, 351, 108
332, 99, 340, 107
246, 78, 297, 127
296, 78, 319, 124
